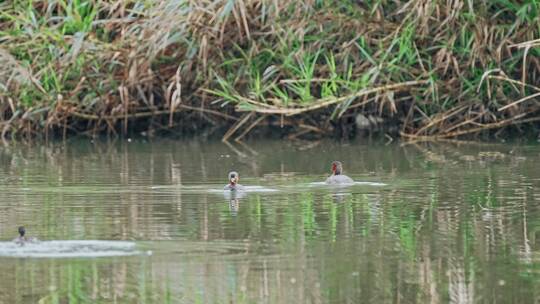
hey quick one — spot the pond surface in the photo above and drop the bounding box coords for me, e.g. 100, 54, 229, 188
0, 139, 539, 303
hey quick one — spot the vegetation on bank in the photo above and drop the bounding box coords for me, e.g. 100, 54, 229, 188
0, 0, 539, 140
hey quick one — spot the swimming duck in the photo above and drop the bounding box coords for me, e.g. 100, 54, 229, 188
224, 171, 244, 191
325, 161, 354, 184
13, 226, 37, 245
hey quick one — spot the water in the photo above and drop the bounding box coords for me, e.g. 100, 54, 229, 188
0, 139, 539, 303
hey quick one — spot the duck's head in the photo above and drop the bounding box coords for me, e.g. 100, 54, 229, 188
331, 161, 343, 175
228, 171, 239, 185
18, 226, 25, 237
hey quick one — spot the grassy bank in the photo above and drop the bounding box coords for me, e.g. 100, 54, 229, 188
1, 0, 539, 141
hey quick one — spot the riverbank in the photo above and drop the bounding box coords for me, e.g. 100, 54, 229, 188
1, 1, 539, 141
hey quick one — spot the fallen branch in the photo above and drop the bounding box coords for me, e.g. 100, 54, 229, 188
401, 110, 540, 139
509, 39, 540, 49
233, 80, 428, 116
498, 92, 540, 112
234, 115, 266, 142
222, 112, 253, 142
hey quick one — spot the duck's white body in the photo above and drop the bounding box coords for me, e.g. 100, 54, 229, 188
325, 174, 354, 184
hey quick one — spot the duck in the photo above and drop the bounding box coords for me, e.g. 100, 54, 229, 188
13, 226, 37, 245
223, 171, 245, 191
325, 161, 354, 184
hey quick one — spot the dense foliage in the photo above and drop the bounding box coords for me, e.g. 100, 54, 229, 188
0, 0, 539, 139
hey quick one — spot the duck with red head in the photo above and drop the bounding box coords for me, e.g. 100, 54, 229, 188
224, 171, 245, 191
325, 161, 354, 184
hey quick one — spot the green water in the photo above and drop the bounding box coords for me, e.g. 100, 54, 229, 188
0, 139, 539, 303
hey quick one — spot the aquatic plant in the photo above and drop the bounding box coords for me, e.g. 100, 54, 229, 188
0, 0, 539, 140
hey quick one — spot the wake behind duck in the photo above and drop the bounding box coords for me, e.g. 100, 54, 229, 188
0, 240, 143, 258
2, 227, 145, 258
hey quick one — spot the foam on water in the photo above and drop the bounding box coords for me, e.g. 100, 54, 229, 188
150, 185, 278, 193
354, 181, 387, 186
236, 185, 279, 192
210, 185, 279, 193
151, 182, 386, 194
0, 240, 143, 258
309, 181, 387, 187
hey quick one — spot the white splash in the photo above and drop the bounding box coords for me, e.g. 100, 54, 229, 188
241, 186, 279, 192
309, 181, 387, 186
209, 186, 279, 193
0, 240, 143, 258
354, 181, 387, 186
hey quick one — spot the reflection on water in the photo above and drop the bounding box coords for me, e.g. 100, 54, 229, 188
0, 139, 539, 303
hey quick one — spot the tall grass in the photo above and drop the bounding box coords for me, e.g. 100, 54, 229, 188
0, 0, 539, 140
